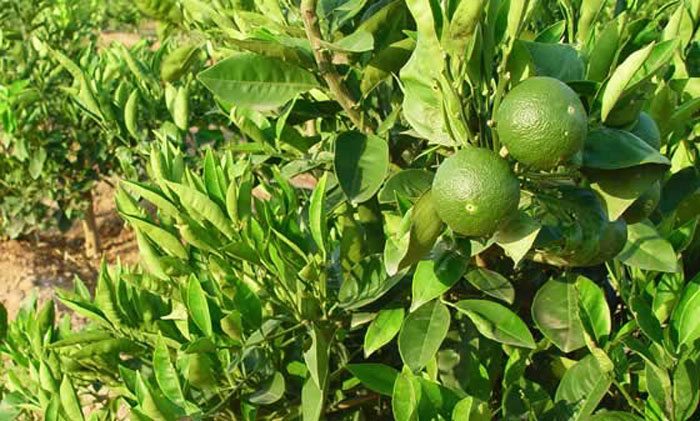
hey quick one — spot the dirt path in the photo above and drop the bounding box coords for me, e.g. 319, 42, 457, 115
0, 182, 139, 318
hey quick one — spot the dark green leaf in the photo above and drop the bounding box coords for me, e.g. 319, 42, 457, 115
378, 170, 433, 204
630, 296, 664, 344
503, 380, 552, 420
334, 131, 389, 204
361, 38, 415, 94
346, 364, 399, 396
583, 128, 671, 170
576, 276, 611, 345
520, 41, 585, 81
464, 268, 515, 304
494, 212, 541, 267
589, 411, 644, 421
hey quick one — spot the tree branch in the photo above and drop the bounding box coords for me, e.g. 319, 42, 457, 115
300, 0, 373, 133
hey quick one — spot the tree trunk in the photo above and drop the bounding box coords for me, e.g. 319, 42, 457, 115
82, 191, 101, 258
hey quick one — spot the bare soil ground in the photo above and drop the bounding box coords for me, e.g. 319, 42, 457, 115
0, 182, 139, 318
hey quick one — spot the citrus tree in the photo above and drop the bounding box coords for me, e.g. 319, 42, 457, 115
0, 0, 212, 255
2, 0, 700, 420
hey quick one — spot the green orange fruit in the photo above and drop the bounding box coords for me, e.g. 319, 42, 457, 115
496, 76, 588, 170
432, 148, 520, 237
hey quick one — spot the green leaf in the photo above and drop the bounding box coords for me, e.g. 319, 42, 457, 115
59, 376, 84, 421
535, 20, 566, 43
393, 368, 421, 421
364, 307, 404, 357
464, 268, 515, 304
667, 218, 698, 253
627, 39, 680, 88
494, 212, 541, 267
520, 41, 585, 81
659, 167, 700, 215
587, 19, 621, 82
452, 396, 490, 420
630, 296, 664, 344
532, 275, 585, 353
671, 273, 700, 349
28, 147, 46, 179
302, 377, 324, 421
45, 397, 60, 421
601, 42, 655, 121
198, 53, 319, 111
221, 311, 243, 341
554, 355, 611, 420
153, 336, 185, 406
121, 181, 179, 218
400, 0, 451, 145
334, 131, 389, 204
411, 253, 468, 311
617, 221, 677, 273
378, 170, 434, 204
203, 149, 225, 208
583, 128, 671, 170
309, 173, 328, 258
248, 372, 285, 405
502, 380, 552, 420
346, 364, 399, 396
398, 300, 451, 372
454, 300, 535, 348
361, 38, 416, 95
444, 0, 484, 54
506, 0, 529, 42
123, 215, 188, 259
576, 276, 611, 345
340, 255, 406, 309
672, 357, 700, 420
417, 378, 462, 419
187, 277, 213, 337
589, 411, 644, 421
323, 30, 374, 52
166, 181, 236, 239
386, 190, 445, 275
576, 0, 604, 43
0, 302, 7, 341
228, 38, 314, 68
304, 326, 331, 389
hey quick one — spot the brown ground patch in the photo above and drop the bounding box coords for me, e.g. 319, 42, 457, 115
0, 181, 139, 319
